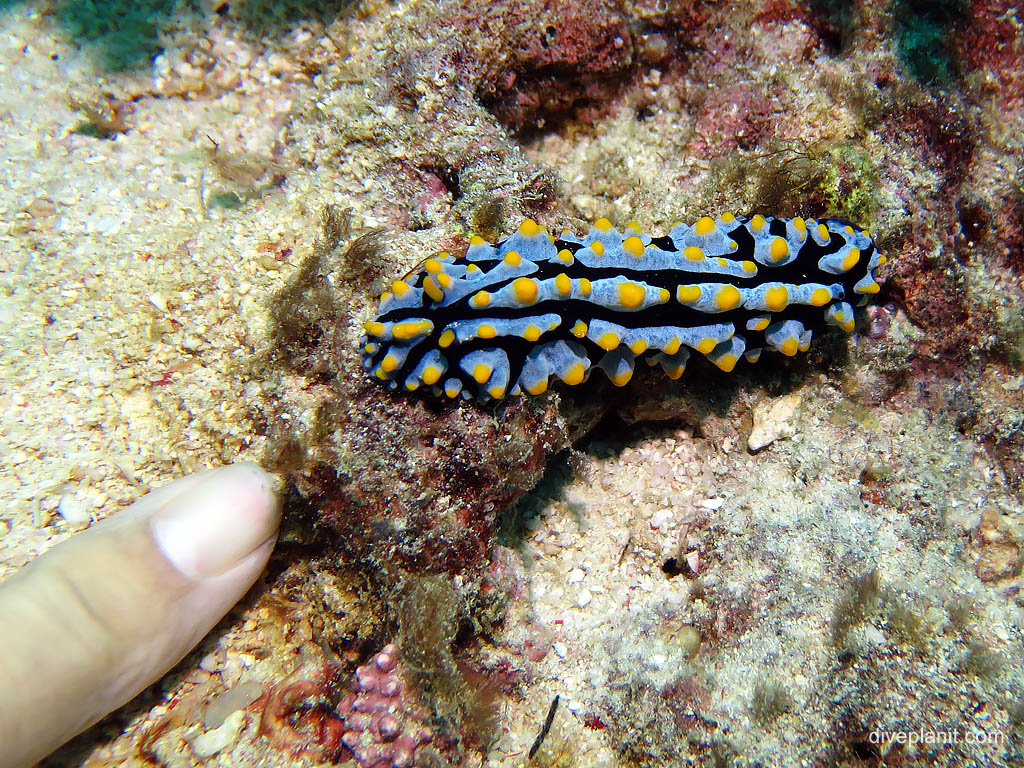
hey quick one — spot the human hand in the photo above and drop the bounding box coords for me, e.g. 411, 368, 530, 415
0, 462, 282, 768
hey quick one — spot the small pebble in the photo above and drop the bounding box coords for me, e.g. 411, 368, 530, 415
94, 215, 121, 235
552, 642, 568, 658
24, 198, 56, 218
640, 33, 670, 63
651, 509, 673, 529
180, 333, 203, 352
192, 709, 245, 757
567, 568, 585, 584
699, 497, 724, 511
57, 493, 90, 526
147, 292, 169, 313
257, 252, 280, 270
577, 589, 592, 608
685, 550, 701, 574
677, 625, 701, 659
748, 393, 802, 452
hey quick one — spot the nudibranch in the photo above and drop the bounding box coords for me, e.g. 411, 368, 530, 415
361, 215, 885, 400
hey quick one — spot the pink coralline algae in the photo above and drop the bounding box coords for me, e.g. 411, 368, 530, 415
336, 644, 435, 768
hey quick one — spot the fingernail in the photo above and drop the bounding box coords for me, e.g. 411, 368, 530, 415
150, 463, 282, 580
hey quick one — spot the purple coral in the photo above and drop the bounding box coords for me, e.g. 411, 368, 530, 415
336, 644, 434, 768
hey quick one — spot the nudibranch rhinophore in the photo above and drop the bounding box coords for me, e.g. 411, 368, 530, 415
361, 215, 885, 400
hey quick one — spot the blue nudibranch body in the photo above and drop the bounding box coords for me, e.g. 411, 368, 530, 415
361, 215, 885, 400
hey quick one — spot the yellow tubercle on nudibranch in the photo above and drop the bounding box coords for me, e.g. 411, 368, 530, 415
714, 285, 742, 311
364, 320, 387, 337
769, 238, 789, 263
361, 214, 885, 400
597, 331, 620, 351
810, 287, 832, 306
623, 236, 646, 258
763, 285, 789, 312
617, 281, 646, 309
526, 377, 548, 395
695, 216, 717, 236
696, 337, 718, 354
677, 285, 702, 303
562, 362, 586, 386
842, 248, 861, 271
519, 219, 540, 237
472, 363, 492, 384
421, 364, 443, 386
555, 273, 572, 296
392, 319, 433, 340
512, 277, 538, 304
684, 246, 705, 261
423, 277, 443, 303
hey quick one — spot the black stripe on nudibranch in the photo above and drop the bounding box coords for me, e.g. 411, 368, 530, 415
360, 215, 887, 401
